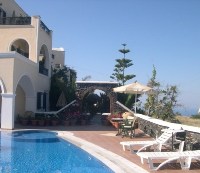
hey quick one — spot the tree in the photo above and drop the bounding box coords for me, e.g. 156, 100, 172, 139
145, 65, 180, 121
49, 66, 77, 110
82, 75, 91, 81
158, 85, 179, 120
110, 44, 135, 86
144, 65, 160, 116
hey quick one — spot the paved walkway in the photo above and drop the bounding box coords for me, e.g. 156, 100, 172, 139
14, 114, 200, 173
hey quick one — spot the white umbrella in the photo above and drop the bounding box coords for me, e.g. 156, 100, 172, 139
113, 82, 152, 113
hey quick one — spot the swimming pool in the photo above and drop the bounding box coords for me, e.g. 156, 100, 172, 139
0, 130, 114, 173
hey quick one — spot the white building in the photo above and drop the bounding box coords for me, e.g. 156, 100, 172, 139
0, 0, 65, 129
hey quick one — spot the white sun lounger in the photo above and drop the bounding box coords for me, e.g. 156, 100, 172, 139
120, 129, 184, 152
137, 149, 200, 170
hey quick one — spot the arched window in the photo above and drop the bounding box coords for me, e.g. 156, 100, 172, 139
11, 39, 29, 58
39, 45, 49, 76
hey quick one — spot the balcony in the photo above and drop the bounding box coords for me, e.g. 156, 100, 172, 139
39, 64, 49, 76
0, 17, 31, 25
11, 45, 29, 58
0, 17, 50, 35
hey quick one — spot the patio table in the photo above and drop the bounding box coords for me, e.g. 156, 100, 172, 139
111, 118, 124, 136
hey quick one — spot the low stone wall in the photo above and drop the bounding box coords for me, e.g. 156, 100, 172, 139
137, 118, 200, 150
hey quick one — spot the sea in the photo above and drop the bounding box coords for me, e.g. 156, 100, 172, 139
175, 107, 198, 117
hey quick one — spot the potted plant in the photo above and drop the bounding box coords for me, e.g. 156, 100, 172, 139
81, 115, 87, 125
51, 114, 59, 126
70, 114, 77, 126
20, 115, 29, 125
45, 115, 52, 126
30, 117, 38, 126
37, 115, 45, 126
63, 118, 70, 126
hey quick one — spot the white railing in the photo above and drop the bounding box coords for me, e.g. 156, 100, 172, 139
116, 101, 200, 134
36, 100, 76, 115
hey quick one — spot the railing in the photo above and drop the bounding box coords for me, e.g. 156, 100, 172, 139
116, 101, 200, 133
116, 101, 200, 150
11, 45, 29, 58
39, 64, 48, 76
0, 17, 31, 25
40, 20, 51, 34
36, 100, 77, 115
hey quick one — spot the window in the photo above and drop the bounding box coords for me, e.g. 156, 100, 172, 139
55, 64, 61, 69
37, 92, 47, 111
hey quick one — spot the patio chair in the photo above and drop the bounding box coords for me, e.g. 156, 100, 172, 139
137, 146, 200, 170
120, 116, 138, 138
120, 128, 185, 152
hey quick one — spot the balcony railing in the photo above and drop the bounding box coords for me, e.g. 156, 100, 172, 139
0, 17, 51, 35
0, 17, 31, 25
11, 45, 29, 58
39, 64, 49, 76
40, 20, 51, 34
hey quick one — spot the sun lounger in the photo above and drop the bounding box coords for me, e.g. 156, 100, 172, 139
120, 129, 184, 152
137, 148, 200, 170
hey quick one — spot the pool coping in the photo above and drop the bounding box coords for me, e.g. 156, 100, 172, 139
57, 131, 149, 173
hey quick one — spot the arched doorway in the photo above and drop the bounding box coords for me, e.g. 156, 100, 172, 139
82, 88, 110, 115
15, 75, 35, 123
76, 81, 119, 114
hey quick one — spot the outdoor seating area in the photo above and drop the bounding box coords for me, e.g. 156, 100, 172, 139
106, 111, 139, 137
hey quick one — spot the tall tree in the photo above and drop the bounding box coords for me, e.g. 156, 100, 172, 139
110, 44, 135, 86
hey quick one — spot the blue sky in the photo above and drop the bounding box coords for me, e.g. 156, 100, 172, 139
16, 0, 200, 115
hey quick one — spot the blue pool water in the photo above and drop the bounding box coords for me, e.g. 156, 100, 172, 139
0, 130, 114, 173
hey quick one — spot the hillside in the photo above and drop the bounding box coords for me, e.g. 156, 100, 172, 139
176, 115, 200, 127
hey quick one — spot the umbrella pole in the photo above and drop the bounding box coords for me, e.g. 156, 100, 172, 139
135, 93, 137, 113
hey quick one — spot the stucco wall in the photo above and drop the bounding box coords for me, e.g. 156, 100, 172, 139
0, 58, 14, 92
0, 18, 38, 63
13, 55, 50, 93
52, 49, 65, 68
15, 85, 25, 117
0, 53, 50, 94
0, 99, 1, 114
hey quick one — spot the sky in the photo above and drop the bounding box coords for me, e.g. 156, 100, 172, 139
16, 0, 200, 115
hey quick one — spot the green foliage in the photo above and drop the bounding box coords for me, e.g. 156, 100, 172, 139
110, 44, 136, 85
145, 65, 180, 121
82, 93, 99, 114
191, 114, 200, 119
49, 66, 76, 110
144, 65, 160, 116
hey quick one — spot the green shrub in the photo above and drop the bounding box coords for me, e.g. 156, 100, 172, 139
191, 114, 200, 119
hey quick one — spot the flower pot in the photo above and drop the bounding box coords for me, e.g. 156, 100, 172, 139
38, 120, 45, 126
51, 120, 58, 126
21, 119, 29, 126
31, 120, 38, 126
81, 120, 86, 125
71, 119, 77, 126
45, 119, 51, 126
63, 120, 70, 126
